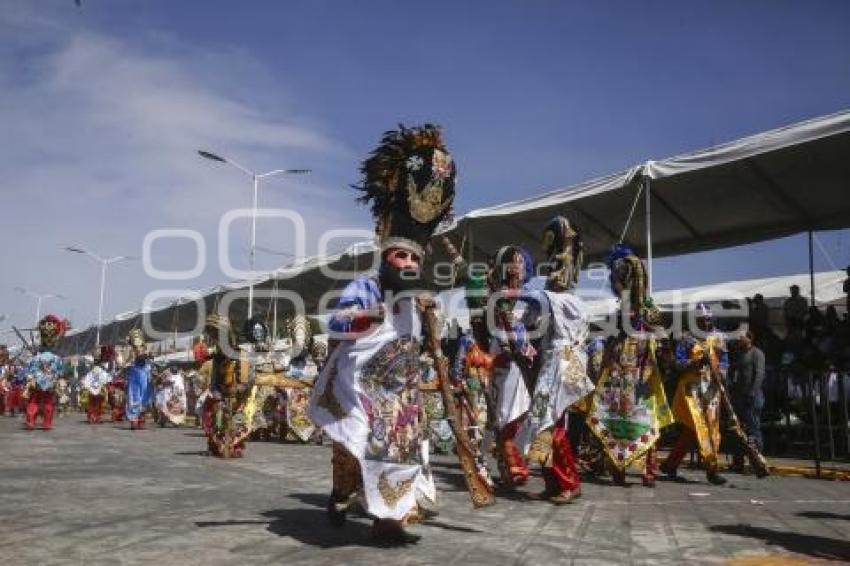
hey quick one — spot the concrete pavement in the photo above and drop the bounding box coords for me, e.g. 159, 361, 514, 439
1, 414, 849, 565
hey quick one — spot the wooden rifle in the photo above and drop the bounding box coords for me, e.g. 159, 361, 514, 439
706, 342, 769, 478
417, 295, 496, 508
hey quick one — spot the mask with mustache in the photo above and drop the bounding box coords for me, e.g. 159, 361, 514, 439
379, 262, 423, 294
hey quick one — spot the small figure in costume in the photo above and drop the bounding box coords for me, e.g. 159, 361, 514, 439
82, 346, 114, 424
125, 329, 153, 430
660, 304, 729, 485
516, 216, 596, 504
488, 245, 536, 489
585, 244, 673, 487
154, 364, 188, 427
241, 318, 284, 441
7, 363, 27, 417
108, 369, 126, 422
23, 315, 66, 431
201, 315, 258, 458
280, 315, 321, 442
0, 345, 12, 415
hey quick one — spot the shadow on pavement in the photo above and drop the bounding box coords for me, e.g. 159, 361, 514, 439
286, 492, 483, 535
797, 511, 850, 521
656, 475, 702, 485
195, 509, 384, 548
262, 508, 383, 547
710, 524, 850, 561
288, 492, 329, 509
420, 519, 482, 534
429, 464, 470, 494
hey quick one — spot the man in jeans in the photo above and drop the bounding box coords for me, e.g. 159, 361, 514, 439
730, 330, 765, 472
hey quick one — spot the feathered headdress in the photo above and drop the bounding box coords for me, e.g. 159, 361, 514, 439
354, 123, 457, 256
38, 315, 66, 349
542, 215, 582, 291
605, 244, 662, 327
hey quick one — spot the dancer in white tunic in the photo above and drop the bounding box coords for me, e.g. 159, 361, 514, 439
517, 216, 595, 503
488, 245, 534, 488
309, 123, 457, 544
155, 365, 188, 426
82, 346, 114, 425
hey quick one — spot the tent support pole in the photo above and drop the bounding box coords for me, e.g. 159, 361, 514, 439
808, 230, 816, 306
272, 280, 278, 341
645, 176, 653, 294
809, 370, 822, 478
807, 230, 822, 475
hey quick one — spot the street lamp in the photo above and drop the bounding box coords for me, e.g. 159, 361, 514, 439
64, 246, 136, 349
198, 149, 310, 318
14, 287, 66, 324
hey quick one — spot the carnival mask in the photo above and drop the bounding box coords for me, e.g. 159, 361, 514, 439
380, 247, 423, 294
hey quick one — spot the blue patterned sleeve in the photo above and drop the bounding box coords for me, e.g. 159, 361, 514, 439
718, 346, 729, 371
452, 334, 472, 384
327, 277, 382, 336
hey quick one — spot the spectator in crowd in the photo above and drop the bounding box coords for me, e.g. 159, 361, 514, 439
843, 265, 850, 315
825, 305, 840, 335
729, 330, 765, 472
783, 285, 809, 334
835, 312, 850, 371
805, 306, 826, 340
749, 293, 770, 345
805, 306, 829, 370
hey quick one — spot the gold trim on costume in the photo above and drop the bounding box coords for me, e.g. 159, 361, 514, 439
377, 470, 415, 508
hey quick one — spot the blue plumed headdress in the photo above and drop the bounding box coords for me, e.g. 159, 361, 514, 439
605, 243, 635, 270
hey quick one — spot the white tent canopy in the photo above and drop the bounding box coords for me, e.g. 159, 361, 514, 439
583, 270, 847, 322
58, 110, 850, 355
433, 108, 850, 270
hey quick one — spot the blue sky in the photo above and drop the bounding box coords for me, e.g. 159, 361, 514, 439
1, 0, 849, 333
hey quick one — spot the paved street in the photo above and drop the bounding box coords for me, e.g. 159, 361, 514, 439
1, 415, 849, 566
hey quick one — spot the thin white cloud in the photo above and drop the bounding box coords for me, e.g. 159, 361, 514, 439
0, 6, 366, 333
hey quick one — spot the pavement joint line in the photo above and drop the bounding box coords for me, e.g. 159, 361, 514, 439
586, 498, 850, 506
658, 497, 685, 565
567, 502, 596, 566
511, 502, 558, 565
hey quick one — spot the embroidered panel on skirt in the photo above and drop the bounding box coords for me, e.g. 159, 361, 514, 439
358, 338, 425, 466
587, 337, 672, 470
672, 366, 722, 465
